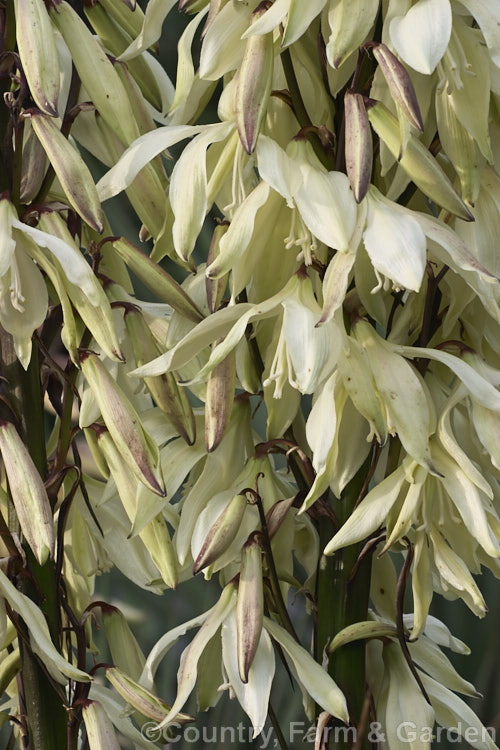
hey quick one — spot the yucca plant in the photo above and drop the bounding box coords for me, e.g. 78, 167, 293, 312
0, 0, 499, 748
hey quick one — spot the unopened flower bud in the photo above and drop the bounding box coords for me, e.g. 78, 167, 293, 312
80, 352, 165, 496
236, 535, 263, 682
106, 667, 193, 722
204, 344, 236, 452
344, 91, 372, 203
235, 3, 274, 154
15, 0, 60, 116
0, 421, 54, 565
192, 493, 247, 574
28, 112, 104, 232
101, 605, 145, 681
372, 44, 424, 132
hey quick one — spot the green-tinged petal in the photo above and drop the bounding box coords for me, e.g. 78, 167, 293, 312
89, 685, 155, 749
157, 584, 237, 728
420, 673, 498, 750
282, 0, 327, 47
411, 528, 434, 640
131, 276, 297, 381
429, 527, 487, 616
383, 642, 435, 749
206, 181, 271, 278
384, 465, 426, 549
397, 345, 500, 411
15, 0, 60, 115
408, 637, 479, 698
0, 199, 16, 277
326, 0, 379, 69
82, 701, 121, 750
0, 421, 54, 565
96, 125, 204, 200
433, 445, 500, 558
171, 122, 233, 261
337, 335, 387, 444
13, 218, 102, 304
241, 0, 288, 38
282, 277, 341, 394
324, 465, 407, 553
169, 6, 209, 115
263, 616, 348, 723
222, 609, 274, 737
354, 321, 433, 469
458, 0, 500, 68
0, 568, 89, 684
139, 610, 213, 692
0, 245, 48, 370
306, 372, 338, 472
199, 0, 252, 80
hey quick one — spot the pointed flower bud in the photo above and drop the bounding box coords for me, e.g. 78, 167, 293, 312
235, 3, 274, 154
372, 44, 424, 132
366, 100, 474, 221
111, 238, 203, 323
204, 346, 236, 452
344, 91, 372, 203
192, 493, 247, 574
106, 667, 193, 723
28, 112, 104, 232
124, 309, 196, 445
101, 606, 145, 681
236, 535, 263, 682
14, 0, 60, 116
265, 496, 295, 539
0, 421, 54, 565
139, 515, 178, 590
82, 700, 121, 750
19, 126, 48, 204
80, 352, 166, 496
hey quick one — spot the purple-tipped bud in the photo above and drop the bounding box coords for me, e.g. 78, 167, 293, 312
236, 536, 263, 682
344, 91, 373, 203
205, 347, 236, 453
372, 44, 424, 132
192, 493, 247, 574
235, 5, 274, 154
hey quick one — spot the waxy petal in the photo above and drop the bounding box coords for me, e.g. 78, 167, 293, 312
390, 0, 452, 75
364, 188, 427, 291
